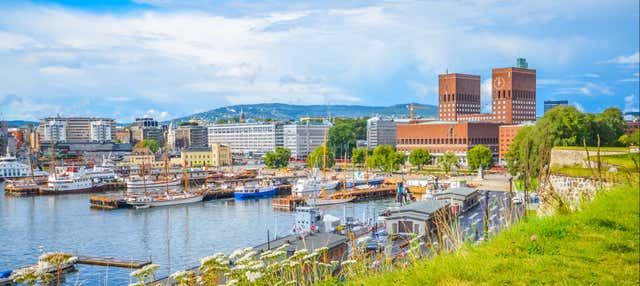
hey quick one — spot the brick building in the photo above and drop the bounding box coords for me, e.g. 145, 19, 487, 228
396, 121, 500, 166
397, 59, 537, 167
498, 123, 533, 165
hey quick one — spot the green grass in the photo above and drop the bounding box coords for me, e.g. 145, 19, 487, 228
598, 153, 640, 170
347, 183, 640, 286
554, 146, 629, 152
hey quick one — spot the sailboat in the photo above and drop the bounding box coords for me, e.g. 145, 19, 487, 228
127, 141, 203, 208
305, 137, 355, 206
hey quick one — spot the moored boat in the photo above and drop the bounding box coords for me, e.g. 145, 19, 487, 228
126, 176, 181, 189
234, 183, 278, 199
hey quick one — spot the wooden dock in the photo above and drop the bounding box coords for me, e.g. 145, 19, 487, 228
330, 185, 396, 202
76, 255, 151, 268
273, 196, 306, 211
90, 195, 130, 209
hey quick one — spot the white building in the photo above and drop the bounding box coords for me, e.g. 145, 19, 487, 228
366, 117, 397, 149
43, 120, 68, 142
90, 120, 112, 142
207, 123, 283, 156
283, 121, 332, 159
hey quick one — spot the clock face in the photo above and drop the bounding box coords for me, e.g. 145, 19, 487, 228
494, 77, 505, 89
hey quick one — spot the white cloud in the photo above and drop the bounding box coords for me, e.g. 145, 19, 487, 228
624, 95, 639, 113
552, 82, 612, 96
573, 102, 584, 112
619, 72, 640, 83
603, 51, 640, 64
39, 65, 83, 76
0, 1, 630, 120
143, 109, 170, 120
481, 79, 492, 113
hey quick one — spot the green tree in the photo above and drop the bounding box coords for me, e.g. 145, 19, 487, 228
438, 151, 458, 175
592, 107, 626, 146
135, 139, 160, 153
467, 144, 493, 170
307, 145, 335, 169
368, 145, 405, 173
351, 148, 369, 165
328, 122, 356, 159
215, 118, 229, 124
264, 147, 291, 169
408, 148, 432, 170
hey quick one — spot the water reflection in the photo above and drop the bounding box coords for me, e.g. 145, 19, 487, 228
0, 182, 393, 285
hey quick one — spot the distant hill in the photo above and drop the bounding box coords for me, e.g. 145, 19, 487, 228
5, 120, 38, 127
171, 103, 437, 122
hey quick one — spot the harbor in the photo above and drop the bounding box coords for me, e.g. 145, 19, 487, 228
0, 181, 398, 285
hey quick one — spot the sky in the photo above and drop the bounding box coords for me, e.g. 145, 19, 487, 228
0, 0, 638, 122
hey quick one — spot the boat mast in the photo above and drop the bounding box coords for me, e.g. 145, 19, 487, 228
28, 145, 35, 182
50, 139, 56, 180
142, 163, 148, 197
365, 147, 369, 185
350, 144, 355, 189
183, 159, 189, 194
164, 131, 170, 194
320, 128, 327, 198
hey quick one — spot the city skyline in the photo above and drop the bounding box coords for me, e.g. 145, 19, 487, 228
0, 0, 639, 122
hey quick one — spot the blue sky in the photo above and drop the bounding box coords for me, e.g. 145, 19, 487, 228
0, 0, 638, 122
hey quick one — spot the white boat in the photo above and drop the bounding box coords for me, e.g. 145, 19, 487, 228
10, 253, 78, 279
127, 192, 204, 207
0, 150, 31, 181
126, 176, 181, 189
292, 177, 339, 197
305, 197, 355, 206
40, 167, 105, 194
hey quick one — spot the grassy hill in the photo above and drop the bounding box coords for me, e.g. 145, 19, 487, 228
347, 182, 639, 285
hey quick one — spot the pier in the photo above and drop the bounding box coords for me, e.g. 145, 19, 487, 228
330, 185, 396, 202
273, 196, 306, 211
75, 255, 151, 268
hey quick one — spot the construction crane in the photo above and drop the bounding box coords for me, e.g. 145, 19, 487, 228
408, 103, 426, 121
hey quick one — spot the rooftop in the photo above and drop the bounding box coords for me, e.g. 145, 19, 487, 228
253, 232, 348, 254
386, 200, 449, 221
433, 187, 479, 198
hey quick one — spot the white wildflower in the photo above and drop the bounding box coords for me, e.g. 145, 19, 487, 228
245, 271, 263, 282
341, 260, 356, 266
227, 279, 239, 286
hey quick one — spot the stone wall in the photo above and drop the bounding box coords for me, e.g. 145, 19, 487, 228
549, 148, 627, 168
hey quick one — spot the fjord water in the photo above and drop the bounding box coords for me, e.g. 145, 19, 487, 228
0, 182, 392, 285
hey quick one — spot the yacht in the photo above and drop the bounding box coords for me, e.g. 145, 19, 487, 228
126, 191, 204, 207
292, 177, 339, 197
0, 151, 30, 181
345, 173, 385, 188
126, 176, 181, 189
40, 167, 105, 194
234, 181, 278, 199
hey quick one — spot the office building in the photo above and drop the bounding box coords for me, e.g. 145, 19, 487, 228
498, 122, 534, 165
396, 121, 500, 166
0, 121, 7, 154
366, 117, 398, 149
174, 144, 232, 167
439, 58, 537, 125
37, 117, 116, 144
438, 74, 482, 121
130, 118, 164, 145
543, 100, 568, 114
208, 123, 283, 156
283, 121, 332, 159
172, 122, 209, 150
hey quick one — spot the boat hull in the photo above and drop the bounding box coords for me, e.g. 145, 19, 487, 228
305, 197, 355, 206
234, 187, 278, 199
129, 194, 204, 207
345, 178, 384, 188
126, 179, 180, 189
39, 184, 105, 195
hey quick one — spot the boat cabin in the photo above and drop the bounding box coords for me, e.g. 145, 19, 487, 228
384, 200, 450, 238
433, 187, 480, 214
254, 232, 348, 262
